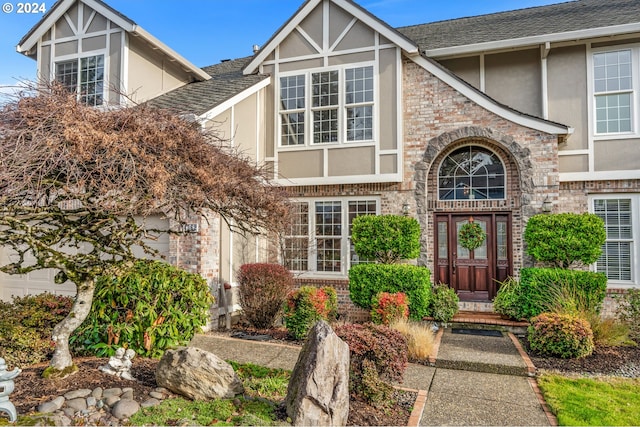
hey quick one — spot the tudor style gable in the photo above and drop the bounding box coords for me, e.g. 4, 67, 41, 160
17, 0, 209, 105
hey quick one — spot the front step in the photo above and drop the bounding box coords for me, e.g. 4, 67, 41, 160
450, 311, 529, 335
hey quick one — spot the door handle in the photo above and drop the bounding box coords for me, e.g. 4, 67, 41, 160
452, 259, 456, 271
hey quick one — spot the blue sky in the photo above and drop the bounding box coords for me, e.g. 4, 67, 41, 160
0, 0, 569, 88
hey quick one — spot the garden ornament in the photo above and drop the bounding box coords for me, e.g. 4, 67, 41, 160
98, 347, 136, 381
0, 357, 21, 422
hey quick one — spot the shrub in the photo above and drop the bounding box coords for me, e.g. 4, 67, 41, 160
389, 318, 435, 361
72, 260, 213, 358
617, 289, 640, 343
429, 283, 459, 323
371, 292, 409, 325
585, 312, 634, 348
283, 286, 337, 340
0, 293, 73, 367
349, 263, 431, 320
528, 312, 594, 359
351, 215, 420, 263
237, 263, 293, 329
524, 213, 605, 268
519, 268, 607, 319
334, 323, 407, 406
493, 277, 524, 320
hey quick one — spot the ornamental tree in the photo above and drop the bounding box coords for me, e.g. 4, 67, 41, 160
0, 83, 289, 373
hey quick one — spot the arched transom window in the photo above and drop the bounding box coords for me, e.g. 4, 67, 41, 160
438, 146, 505, 200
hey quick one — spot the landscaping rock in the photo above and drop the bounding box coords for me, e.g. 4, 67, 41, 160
64, 389, 92, 400
156, 347, 244, 400
102, 387, 122, 398
104, 395, 121, 407
121, 389, 134, 400
86, 396, 97, 407
111, 399, 140, 419
285, 320, 350, 426
37, 396, 65, 413
141, 398, 161, 408
65, 397, 87, 412
91, 387, 103, 399
149, 391, 164, 399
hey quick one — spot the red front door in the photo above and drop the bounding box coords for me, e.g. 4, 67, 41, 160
435, 213, 511, 301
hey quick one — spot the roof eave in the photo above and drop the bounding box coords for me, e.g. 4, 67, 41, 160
424, 22, 640, 58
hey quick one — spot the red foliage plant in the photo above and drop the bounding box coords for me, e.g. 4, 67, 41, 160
371, 291, 409, 325
237, 263, 294, 329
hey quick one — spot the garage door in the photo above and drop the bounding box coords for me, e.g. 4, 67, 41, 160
0, 215, 170, 301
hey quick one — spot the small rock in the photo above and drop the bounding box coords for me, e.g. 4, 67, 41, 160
141, 398, 161, 408
122, 387, 133, 393
96, 400, 104, 409
149, 391, 164, 399
81, 409, 90, 415
86, 396, 97, 407
53, 414, 72, 426
111, 399, 140, 419
121, 390, 134, 400
62, 407, 76, 418
89, 412, 104, 423
64, 389, 92, 400
92, 387, 103, 399
103, 387, 123, 398
65, 397, 87, 412
37, 396, 65, 413
154, 387, 169, 394
104, 395, 121, 407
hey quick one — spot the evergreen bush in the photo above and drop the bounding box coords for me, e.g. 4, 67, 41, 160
351, 215, 420, 263
349, 263, 431, 320
528, 312, 594, 358
524, 213, 605, 268
283, 286, 337, 340
429, 283, 459, 323
73, 260, 213, 358
492, 277, 524, 320
237, 263, 293, 329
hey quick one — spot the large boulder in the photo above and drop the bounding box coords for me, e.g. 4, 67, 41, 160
285, 320, 350, 426
155, 347, 244, 400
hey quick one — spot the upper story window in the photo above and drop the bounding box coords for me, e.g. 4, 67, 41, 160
279, 65, 374, 147
593, 49, 633, 135
438, 146, 505, 200
55, 55, 105, 106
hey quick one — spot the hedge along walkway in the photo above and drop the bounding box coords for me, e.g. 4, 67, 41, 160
189, 330, 553, 426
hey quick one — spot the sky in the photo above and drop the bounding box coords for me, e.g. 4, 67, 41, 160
0, 0, 570, 89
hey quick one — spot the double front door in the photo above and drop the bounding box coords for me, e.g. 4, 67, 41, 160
435, 213, 511, 301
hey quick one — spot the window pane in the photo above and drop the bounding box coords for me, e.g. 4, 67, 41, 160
280, 75, 305, 110
595, 93, 632, 134
346, 66, 374, 104
313, 109, 338, 143
348, 200, 377, 266
438, 222, 448, 259
438, 146, 505, 200
316, 201, 342, 272
312, 71, 339, 107
281, 112, 305, 146
283, 202, 309, 271
347, 106, 373, 141
594, 50, 632, 93
497, 221, 508, 260
594, 199, 633, 281
79, 55, 104, 106
55, 60, 78, 92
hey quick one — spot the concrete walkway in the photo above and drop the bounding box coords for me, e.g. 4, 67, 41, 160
189, 327, 554, 426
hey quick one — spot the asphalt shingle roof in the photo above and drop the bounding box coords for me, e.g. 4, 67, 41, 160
146, 57, 268, 116
397, 0, 640, 52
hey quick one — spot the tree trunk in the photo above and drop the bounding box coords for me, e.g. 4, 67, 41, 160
49, 280, 95, 370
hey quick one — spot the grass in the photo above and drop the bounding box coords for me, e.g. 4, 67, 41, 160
389, 318, 435, 361
129, 361, 291, 426
538, 374, 640, 426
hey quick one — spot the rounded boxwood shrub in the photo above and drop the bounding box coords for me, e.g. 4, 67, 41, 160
237, 263, 293, 329
524, 213, 605, 268
351, 215, 420, 263
72, 260, 213, 358
528, 312, 594, 359
429, 283, 459, 323
283, 286, 337, 340
370, 292, 409, 325
349, 263, 431, 320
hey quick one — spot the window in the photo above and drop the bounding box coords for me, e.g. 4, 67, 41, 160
279, 65, 374, 147
55, 55, 105, 106
438, 146, 505, 200
282, 198, 378, 274
594, 198, 634, 281
593, 50, 632, 134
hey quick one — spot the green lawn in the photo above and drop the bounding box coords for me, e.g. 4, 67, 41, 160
538, 374, 640, 426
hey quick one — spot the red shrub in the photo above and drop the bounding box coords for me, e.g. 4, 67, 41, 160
237, 263, 294, 329
371, 292, 409, 325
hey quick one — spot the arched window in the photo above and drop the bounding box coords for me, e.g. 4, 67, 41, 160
438, 146, 505, 200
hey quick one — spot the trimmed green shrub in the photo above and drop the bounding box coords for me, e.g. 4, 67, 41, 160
519, 268, 607, 319
349, 263, 431, 320
283, 286, 337, 340
528, 312, 594, 359
0, 293, 73, 367
429, 283, 459, 323
237, 263, 293, 329
493, 277, 524, 320
334, 323, 407, 406
524, 213, 606, 268
351, 215, 420, 263
72, 260, 213, 358
371, 292, 409, 325
617, 288, 640, 343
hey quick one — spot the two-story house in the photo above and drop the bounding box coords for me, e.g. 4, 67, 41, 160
4, 0, 639, 319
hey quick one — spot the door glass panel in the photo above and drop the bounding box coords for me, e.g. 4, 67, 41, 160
474, 220, 488, 260
456, 221, 470, 259
497, 221, 508, 260
438, 222, 448, 259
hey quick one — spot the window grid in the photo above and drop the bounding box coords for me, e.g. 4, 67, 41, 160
346, 66, 374, 141
55, 60, 78, 92
284, 202, 309, 271
594, 199, 633, 281
312, 71, 339, 144
315, 201, 342, 272
439, 146, 506, 200
593, 50, 633, 134
280, 75, 306, 146
79, 55, 104, 107
348, 200, 377, 265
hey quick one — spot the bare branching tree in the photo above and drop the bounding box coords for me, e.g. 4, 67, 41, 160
0, 82, 290, 372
